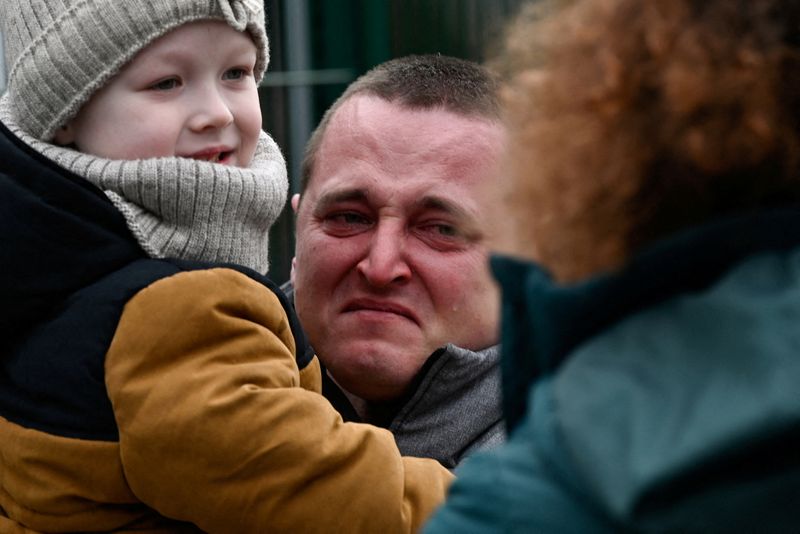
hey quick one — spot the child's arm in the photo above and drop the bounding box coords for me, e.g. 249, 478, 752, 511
105, 267, 452, 534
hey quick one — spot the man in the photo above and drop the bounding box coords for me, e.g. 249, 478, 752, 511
286, 55, 506, 468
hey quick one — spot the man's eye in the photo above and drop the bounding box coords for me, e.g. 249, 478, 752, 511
433, 224, 457, 237
421, 223, 459, 238
328, 212, 370, 226
415, 222, 471, 250
149, 78, 180, 91
223, 68, 248, 81
321, 212, 372, 236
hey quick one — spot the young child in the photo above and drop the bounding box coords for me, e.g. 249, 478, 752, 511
0, 1, 451, 532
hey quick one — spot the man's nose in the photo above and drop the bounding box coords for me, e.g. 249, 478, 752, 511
187, 85, 234, 131
356, 223, 412, 287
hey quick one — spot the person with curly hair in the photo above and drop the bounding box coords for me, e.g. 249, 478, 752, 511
425, 0, 800, 532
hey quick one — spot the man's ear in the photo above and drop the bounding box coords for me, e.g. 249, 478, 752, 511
289, 194, 300, 286
52, 123, 75, 146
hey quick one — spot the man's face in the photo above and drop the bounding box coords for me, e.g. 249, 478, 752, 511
292, 95, 504, 402
55, 21, 262, 167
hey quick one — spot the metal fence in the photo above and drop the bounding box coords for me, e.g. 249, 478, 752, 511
391, 0, 524, 61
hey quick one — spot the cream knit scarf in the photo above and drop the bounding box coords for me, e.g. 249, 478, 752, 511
1, 96, 287, 275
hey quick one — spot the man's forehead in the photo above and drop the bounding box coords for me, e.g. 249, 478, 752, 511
313, 184, 475, 216
311, 98, 504, 187
302, 94, 505, 224
325, 94, 505, 156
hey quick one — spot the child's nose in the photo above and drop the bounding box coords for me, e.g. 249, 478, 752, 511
188, 87, 234, 131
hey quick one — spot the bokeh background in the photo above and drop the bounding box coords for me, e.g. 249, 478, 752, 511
0, 0, 527, 282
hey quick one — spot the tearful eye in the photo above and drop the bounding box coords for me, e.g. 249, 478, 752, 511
415, 221, 471, 251
329, 212, 370, 225
434, 224, 457, 237
420, 223, 460, 238
321, 211, 373, 236
346, 214, 368, 224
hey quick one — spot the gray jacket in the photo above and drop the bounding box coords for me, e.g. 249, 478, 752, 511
280, 281, 504, 469
388, 343, 505, 469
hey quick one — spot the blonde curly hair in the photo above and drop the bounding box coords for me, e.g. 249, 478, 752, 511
494, 0, 800, 282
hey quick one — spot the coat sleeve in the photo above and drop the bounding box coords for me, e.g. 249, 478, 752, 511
422, 381, 618, 534
104, 267, 453, 534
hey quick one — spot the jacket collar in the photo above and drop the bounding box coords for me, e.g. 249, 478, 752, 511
0, 120, 145, 344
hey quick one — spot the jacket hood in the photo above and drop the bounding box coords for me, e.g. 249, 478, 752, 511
0, 120, 144, 344
491, 208, 800, 531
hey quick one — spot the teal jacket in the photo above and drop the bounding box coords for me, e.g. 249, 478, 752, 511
425, 209, 800, 533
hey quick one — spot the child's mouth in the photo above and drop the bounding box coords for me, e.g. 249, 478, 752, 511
186, 148, 234, 164
199, 151, 232, 163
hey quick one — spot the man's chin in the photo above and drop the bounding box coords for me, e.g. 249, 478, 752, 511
318, 340, 429, 395
319, 327, 422, 355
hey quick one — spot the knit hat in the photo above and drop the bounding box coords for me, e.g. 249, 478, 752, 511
0, 0, 269, 141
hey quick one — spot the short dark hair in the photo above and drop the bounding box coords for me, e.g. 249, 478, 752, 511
300, 54, 501, 193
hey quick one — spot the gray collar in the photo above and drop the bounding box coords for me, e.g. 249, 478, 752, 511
389, 343, 505, 469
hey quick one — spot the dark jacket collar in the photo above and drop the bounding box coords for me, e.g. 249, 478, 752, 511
0, 120, 144, 344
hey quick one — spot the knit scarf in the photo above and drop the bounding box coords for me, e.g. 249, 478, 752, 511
0, 95, 288, 275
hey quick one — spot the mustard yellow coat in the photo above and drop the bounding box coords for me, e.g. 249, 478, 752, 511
0, 267, 452, 533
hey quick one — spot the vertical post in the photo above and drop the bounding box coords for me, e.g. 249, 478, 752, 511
283, 0, 314, 195
361, 0, 391, 69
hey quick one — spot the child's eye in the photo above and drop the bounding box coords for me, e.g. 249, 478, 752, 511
149, 77, 181, 91
223, 68, 249, 81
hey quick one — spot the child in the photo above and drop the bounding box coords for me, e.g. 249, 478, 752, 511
0, 1, 451, 532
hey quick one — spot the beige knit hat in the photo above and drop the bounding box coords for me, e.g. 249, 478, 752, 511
0, 0, 269, 141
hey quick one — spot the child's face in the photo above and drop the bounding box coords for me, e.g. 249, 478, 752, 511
55, 21, 262, 167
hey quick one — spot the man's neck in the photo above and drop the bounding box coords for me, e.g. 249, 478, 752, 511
330, 371, 403, 427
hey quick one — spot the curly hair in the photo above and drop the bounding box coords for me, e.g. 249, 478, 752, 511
494, 0, 800, 282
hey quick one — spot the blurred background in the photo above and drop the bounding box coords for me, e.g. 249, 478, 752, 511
0, 0, 528, 282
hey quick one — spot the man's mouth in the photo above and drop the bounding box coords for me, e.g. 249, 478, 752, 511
342, 299, 419, 324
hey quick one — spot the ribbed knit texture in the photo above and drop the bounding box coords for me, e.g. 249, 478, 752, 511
0, 0, 269, 141
0, 96, 287, 274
